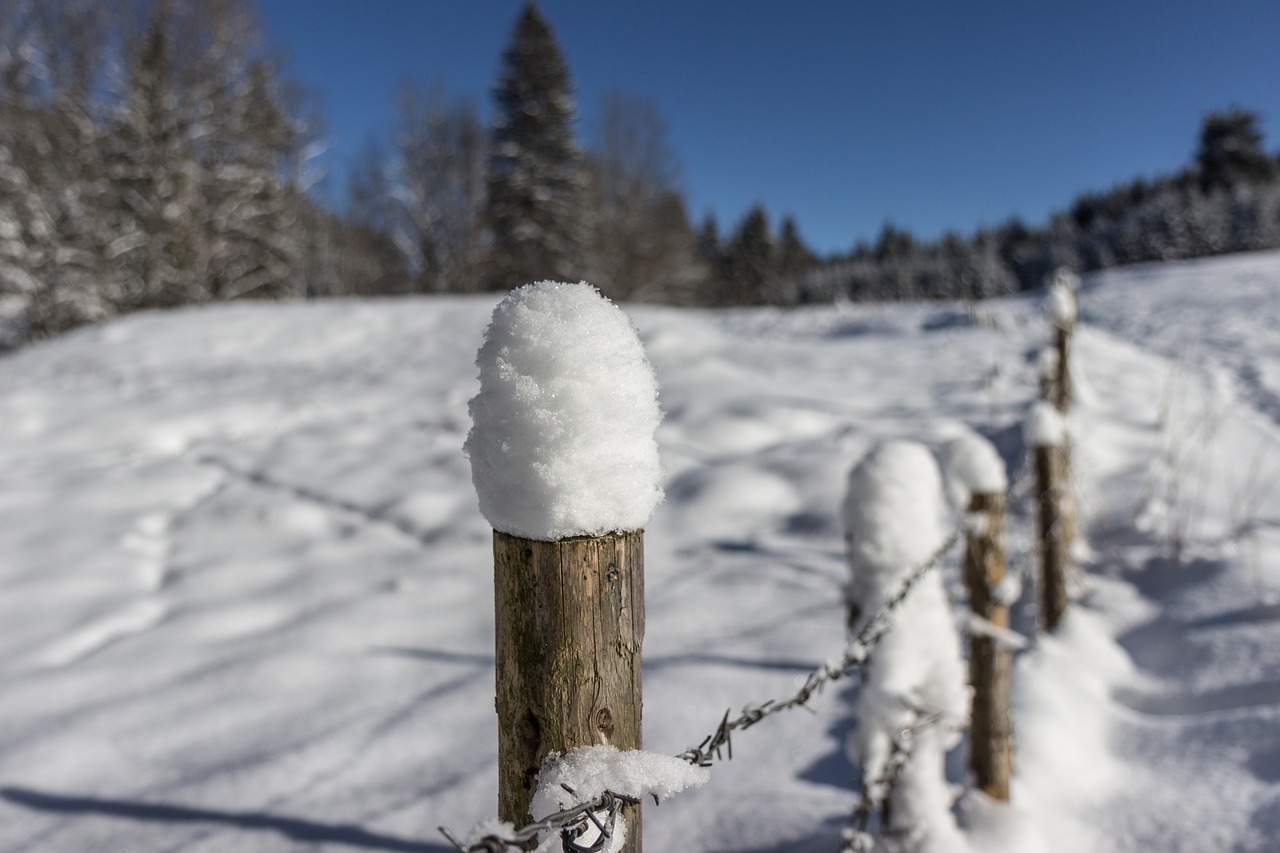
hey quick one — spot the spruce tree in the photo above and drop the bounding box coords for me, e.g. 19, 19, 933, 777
723, 204, 774, 305
486, 3, 587, 290
775, 215, 813, 304
1196, 107, 1275, 192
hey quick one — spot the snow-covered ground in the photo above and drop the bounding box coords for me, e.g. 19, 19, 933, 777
1, 251, 1278, 852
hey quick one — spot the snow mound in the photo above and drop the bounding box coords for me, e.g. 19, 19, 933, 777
465, 282, 664, 541
842, 440, 953, 597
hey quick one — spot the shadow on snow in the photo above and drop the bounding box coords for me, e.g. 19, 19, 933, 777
0, 787, 452, 853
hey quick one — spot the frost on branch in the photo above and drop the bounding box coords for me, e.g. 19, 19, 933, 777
530, 746, 709, 852
842, 441, 970, 852
465, 281, 664, 541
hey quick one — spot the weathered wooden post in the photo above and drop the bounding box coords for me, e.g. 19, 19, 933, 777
1027, 402, 1070, 632
1045, 269, 1080, 554
465, 282, 663, 851
1046, 268, 1078, 415
942, 436, 1013, 801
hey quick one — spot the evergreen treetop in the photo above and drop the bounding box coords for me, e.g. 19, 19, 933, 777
486, 2, 587, 290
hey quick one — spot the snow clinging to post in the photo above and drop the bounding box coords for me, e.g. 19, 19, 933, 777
841, 441, 969, 851
1046, 268, 1079, 328
940, 434, 1009, 511
465, 281, 663, 541
1025, 401, 1067, 448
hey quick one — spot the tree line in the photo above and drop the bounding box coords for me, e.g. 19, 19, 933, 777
0, 0, 323, 344
4, 0, 1280, 349
798, 106, 1280, 305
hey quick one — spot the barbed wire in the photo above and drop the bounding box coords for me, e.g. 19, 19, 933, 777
440, 787, 640, 853
839, 708, 942, 853
438, 529, 963, 852
677, 529, 961, 768
438, 446, 1086, 852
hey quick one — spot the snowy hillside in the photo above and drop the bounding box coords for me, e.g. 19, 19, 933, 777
2, 251, 1279, 852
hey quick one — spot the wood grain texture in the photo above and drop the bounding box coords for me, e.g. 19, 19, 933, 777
493, 529, 644, 851
1034, 445, 1071, 633
963, 491, 1012, 801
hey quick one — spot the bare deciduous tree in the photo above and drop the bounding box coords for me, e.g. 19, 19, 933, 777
588, 91, 707, 304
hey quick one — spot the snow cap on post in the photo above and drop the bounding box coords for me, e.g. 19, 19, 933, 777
1046, 267, 1078, 328
842, 440, 951, 600
940, 434, 1009, 510
465, 281, 663, 541
1025, 401, 1067, 448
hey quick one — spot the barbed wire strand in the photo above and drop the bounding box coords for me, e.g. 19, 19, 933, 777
678, 529, 961, 768
440, 788, 639, 853
839, 708, 942, 853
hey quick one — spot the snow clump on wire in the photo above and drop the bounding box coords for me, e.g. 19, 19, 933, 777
529, 746, 709, 852
465, 281, 664, 541
842, 440, 970, 852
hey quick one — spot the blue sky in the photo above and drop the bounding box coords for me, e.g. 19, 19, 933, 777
258, 1, 1280, 255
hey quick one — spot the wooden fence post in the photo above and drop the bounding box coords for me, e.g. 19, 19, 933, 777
494, 529, 644, 849
466, 281, 663, 852
1028, 401, 1071, 633
1045, 273, 1079, 604
962, 490, 1013, 800
1034, 443, 1070, 632
1052, 321, 1073, 414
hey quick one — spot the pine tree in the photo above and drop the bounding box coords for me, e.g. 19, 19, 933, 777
0, 0, 114, 336
485, 3, 587, 290
1196, 107, 1275, 192
105, 0, 305, 308
721, 204, 774, 305
107, 0, 207, 310
774, 215, 814, 304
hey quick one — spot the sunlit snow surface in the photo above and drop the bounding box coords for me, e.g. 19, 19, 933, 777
2, 251, 1279, 851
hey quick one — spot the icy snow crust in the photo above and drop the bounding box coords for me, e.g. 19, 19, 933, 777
3, 250, 1280, 851
465, 281, 663, 540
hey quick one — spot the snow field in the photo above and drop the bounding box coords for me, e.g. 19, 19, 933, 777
0, 251, 1278, 850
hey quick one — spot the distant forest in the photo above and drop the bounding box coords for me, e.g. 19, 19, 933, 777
4, 0, 1280, 349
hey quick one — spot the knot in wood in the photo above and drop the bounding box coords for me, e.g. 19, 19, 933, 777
595, 707, 615, 743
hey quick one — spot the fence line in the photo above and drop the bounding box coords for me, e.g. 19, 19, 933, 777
441, 445, 1073, 851
447, 283, 1080, 852
439, 531, 963, 852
